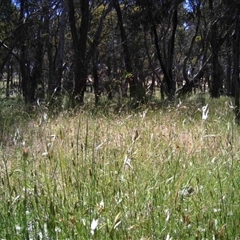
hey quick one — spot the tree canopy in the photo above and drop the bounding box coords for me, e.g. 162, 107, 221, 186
0, 0, 240, 114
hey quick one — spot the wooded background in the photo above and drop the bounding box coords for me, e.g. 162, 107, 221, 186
1, 0, 240, 116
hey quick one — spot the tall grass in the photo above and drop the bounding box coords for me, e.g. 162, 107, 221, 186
1, 95, 240, 239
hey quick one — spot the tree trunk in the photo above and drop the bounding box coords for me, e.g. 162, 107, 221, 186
46, 1, 67, 101
166, 9, 178, 97
18, 0, 44, 104
182, 3, 201, 85
233, 13, 240, 123
112, 0, 145, 102
67, 0, 89, 104
209, 0, 220, 98
6, 59, 10, 98
226, 37, 233, 96
146, 0, 178, 100
19, 0, 31, 104
93, 51, 100, 105
55, 2, 67, 94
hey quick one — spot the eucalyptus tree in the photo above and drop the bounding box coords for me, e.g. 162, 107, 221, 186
200, 0, 235, 98
87, 2, 113, 104
17, 0, 44, 103
176, 0, 237, 98
175, 0, 211, 95
227, 1, 240, 123
233, 13, 240, 123
102, 8, 125, 100
44, 0, 68, 99
136, 0, 183, 100
7, 0, 63, 103
181, 1, 202, 85
0, 0, 18, 95
66, 0, 112, 104
66, 0, 89, 104
0, 0, 68, 102
111, 0, 146, 102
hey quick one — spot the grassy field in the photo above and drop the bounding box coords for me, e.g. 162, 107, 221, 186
1, 95, 240, 239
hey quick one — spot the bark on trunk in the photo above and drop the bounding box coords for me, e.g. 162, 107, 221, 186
233, 14, 240, 123
209, 0, 220, 98
112, 0, 145, 102
147, 0, 178, 100
67, 0, 89, 104
55, 3, 67, 94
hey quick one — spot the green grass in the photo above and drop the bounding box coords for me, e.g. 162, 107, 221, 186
1, 95, 240, 239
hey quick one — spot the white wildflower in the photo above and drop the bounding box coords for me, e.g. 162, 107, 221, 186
91, 219, 99, 235
166, 234, 172, 240
165, 209, 170, 222
202, 104, 209, 120
124, 156, 133, 169
99, 200, 104, 209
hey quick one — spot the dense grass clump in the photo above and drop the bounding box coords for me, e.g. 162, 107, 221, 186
1, 95, 240, 239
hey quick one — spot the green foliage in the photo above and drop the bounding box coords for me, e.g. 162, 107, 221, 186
1, 96, 240, 239
0, 0, 18, 37
0, 98, 33, 145
123, 71, 133, 79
